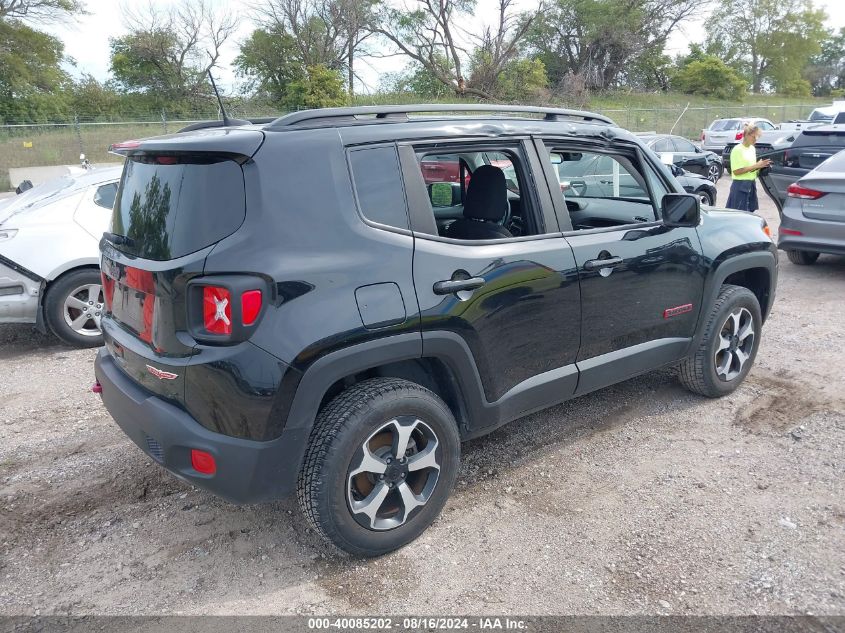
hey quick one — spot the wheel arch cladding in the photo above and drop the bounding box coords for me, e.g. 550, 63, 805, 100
721, 267, 772, 321
317, 356, 469, 434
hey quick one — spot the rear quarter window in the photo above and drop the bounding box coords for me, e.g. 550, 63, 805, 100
111, 156, 246, 261
348, 146, 409, 230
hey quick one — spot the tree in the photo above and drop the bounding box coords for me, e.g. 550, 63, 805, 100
251, 0, 376, 97
805, 28, 845, 96
373, 0, 542, 99
0, 18, 70, 122
0, 0, 83, 23
286, 64, 348, 108
705, 0, 827, 93
109, 0, 238, 100
528, 0, 705, 91
235, 25, 347, 108
671, 55, 747, 100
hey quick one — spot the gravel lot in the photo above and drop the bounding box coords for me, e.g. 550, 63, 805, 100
1, 177, 844, 617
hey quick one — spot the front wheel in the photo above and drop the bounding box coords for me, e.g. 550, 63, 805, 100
707, 163, 722, 183
697, 188, 715, 206
43, 269, 104, 348
786, 250, 819, 265
678, 284, 762, 398
298, 378, 460, 557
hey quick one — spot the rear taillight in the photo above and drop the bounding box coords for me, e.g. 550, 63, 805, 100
700, 131, 705, 141
241, 290, 262, 326
190, 278, 267, 343
735, 131, 744, 140
787, 183, 826, 200
203, 286, 232, 335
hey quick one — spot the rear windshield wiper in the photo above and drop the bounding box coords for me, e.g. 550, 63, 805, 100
103, 231, 135, 247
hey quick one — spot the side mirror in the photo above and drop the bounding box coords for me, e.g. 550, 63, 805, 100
661, 193, 700, 227
694, 146, 702, 153
670, 164, 684, 177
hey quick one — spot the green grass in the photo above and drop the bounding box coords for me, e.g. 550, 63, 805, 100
0, 91, 829, 191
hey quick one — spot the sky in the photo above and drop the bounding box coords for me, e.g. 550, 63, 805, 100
44, 0, 845, 95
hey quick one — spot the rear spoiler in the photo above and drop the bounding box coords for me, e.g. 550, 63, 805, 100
108, 126, 266, 160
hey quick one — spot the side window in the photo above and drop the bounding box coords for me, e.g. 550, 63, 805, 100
758, 121, 775, 131
546, 147, 659, 231
651, 138, 673, 153
410, 145, 539, 240
672, 138, 696, 153
348, 146, 409, 230
93, 182, 118, 209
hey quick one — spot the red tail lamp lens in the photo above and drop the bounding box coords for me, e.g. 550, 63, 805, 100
787, 183, 826, 200
780, 228, 803, 236
735, 131, 744, 140
241, 290, 262, 326
203, 286, 232, 335
191, 449, 216, 475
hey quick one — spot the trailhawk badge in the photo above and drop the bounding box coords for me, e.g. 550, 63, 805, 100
146, 365, 178, 381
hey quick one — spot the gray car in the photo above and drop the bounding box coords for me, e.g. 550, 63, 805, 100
777, 149, 845, 264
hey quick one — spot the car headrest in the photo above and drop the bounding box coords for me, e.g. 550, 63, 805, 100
463, 165, 509, 222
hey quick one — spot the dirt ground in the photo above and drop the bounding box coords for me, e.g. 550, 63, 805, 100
1, 177, 844, 617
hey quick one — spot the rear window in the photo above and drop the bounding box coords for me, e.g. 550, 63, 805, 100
711, 119, 741, 131
792, 129, 845, 149
111, 156, 246, 261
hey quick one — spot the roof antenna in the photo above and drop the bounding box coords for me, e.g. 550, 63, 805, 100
208, 70, 229, 126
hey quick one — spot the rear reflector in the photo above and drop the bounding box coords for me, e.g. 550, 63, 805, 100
241, 290, 262, 326
203, 286, 232, 335
780, 228, 803, 236
191, 449, 216, 475
787, 183, 826, 200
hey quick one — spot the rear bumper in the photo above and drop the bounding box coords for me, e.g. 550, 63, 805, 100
94, 348, 308, 503
778, 236, 845, 256
0, 257, 42, 324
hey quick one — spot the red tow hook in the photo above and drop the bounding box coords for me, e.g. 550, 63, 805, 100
91, 381, 103, 394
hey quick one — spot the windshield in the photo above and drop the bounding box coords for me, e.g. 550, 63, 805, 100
809, 109, 833, 122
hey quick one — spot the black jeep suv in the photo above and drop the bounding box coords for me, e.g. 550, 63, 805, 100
94, 105, 777, 556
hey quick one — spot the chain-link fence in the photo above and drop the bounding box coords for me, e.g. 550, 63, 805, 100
600, 103, 818, 140
0, 103, 819, 192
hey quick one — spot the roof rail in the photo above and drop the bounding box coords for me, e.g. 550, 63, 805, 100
266, 104, 615, 130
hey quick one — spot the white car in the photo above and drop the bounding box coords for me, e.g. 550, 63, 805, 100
0, 167, 122, 346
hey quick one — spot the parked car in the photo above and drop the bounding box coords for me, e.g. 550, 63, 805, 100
670, 165, 719, 206
640, 133, 723, 182
758, 125, 845, 214
806, 102, 845, 124
94, 104, 777, 557
766, 148, 845, 265
701, 117, 777, 152
0, 167, 122, 346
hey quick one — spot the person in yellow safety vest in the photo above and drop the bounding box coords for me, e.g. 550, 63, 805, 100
725, 125, 772, 212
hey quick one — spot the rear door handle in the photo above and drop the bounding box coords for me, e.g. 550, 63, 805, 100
583, 256, 623, 271
433, 276, 486, 295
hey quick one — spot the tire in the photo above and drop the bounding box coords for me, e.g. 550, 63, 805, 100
298, 377, 461, 557
697, 188, 715, 206
678, 284, 762, 398
43, 268, 104, 348
786, 250, 819, 265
